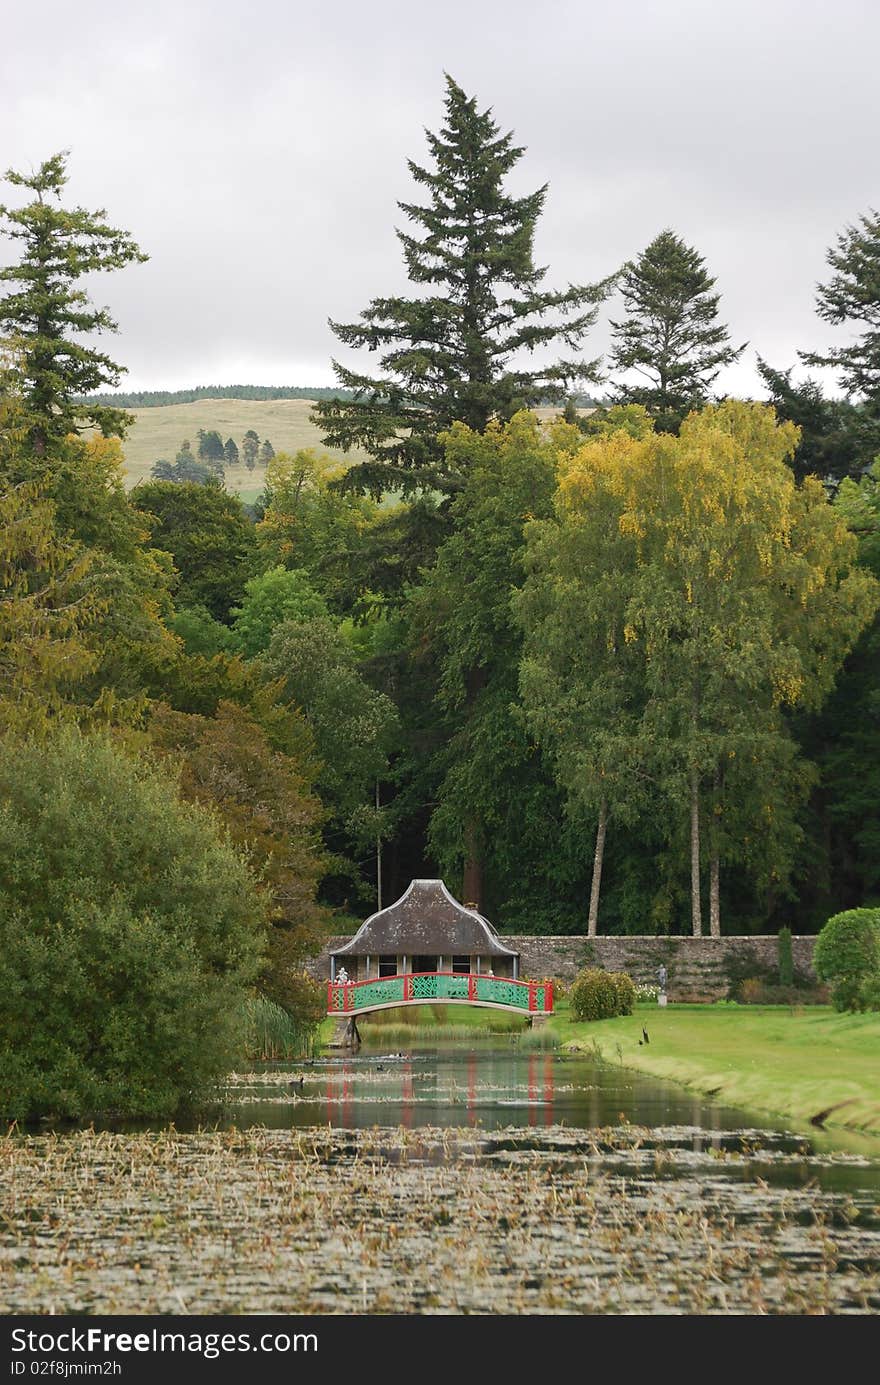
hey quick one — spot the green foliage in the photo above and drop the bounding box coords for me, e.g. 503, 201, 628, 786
0, 730, 266, 1119
244, 989, 323, 1059
87, 385, 359, 408
0, 481, 102, 733
412, 412, 583, 910
315, 75, 609, 498
722, 945, 775, 999
170, 605, 237, 657
568, 967, 632, 1021
151, 454, 217, 484
611, 970, 636, 1015
609, 229, 745, 433
255, 450, 383, 613
777, 927, 794, 987
737, 979, 827, 1005
197, 428, 225, 463
813, 908, 880, 1011
242, 429, 260, 469
0, 151, 147, 447
261, 617, 399, 841
800, 209, 880, 409
0, 410, 178, 732
134, 480, 255, 621
518, 402, 880, 936
230, 566, 328, 658
756, 358, 880, 483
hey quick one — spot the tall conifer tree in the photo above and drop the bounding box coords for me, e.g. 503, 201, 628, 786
315, 76, 609, 497
608, 229, 744, 433
0, 152, 147, 452
800, 209, 880, 411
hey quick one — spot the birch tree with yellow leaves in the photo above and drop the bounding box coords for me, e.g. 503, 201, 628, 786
518, 402, 879, 936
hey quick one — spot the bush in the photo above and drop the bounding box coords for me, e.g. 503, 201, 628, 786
813, 908, 880, 1012
738, 979, 829, 1006
0, 730, 267, 1120
722, 944, 776, 999
777, 927, 794, 987
611, 971, 636, 1015
569, 967, 633, 1021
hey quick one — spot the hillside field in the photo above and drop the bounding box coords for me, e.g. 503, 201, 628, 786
116, 398, 578, 498
118, 398, 369, 497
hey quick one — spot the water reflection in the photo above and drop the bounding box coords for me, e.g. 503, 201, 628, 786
222, 1043, 880, 1169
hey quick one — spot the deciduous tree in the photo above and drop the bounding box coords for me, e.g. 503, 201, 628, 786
519, 402, 879, 936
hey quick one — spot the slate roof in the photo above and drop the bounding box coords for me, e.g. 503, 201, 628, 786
332, 879, 518, 958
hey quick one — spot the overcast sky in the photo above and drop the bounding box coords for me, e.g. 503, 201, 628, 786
3, 0, 878, 398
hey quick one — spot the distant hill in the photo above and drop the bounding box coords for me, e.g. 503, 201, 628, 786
111, 388, 601, 497
117, 397, 366, 497
89, 385, 357, 408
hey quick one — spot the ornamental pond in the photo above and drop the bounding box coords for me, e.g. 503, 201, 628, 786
2, 1036, 879, 1314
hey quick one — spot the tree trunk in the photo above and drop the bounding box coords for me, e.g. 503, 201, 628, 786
587, 799, 607, 937
462, 825, 483, 911
709, 765, 721, 937
709, 853, 720, 937
690, 766, 702, 936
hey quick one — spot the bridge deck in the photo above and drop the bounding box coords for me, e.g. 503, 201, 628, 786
327, 971, 553, 1017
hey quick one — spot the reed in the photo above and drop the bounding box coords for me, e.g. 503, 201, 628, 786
244, 994, 319, 1060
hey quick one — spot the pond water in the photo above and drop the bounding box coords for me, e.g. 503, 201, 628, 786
4, 1040, 879, 1313
221, 1042, 880, 1188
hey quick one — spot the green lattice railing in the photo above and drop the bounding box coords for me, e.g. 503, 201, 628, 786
327, 971, 552, 1016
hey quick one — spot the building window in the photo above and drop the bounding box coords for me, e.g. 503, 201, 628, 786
452, 955, 471, 974
378, 955, 398, 977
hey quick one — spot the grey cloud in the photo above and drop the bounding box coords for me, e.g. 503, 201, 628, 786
2, 0, 878, 396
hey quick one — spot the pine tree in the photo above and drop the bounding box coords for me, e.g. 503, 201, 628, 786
314, 75, 609, 498
224, 437, 240, 466
608, 229, 745, 433
259, 438, 275, 465
0, 152, 147, 452
800, 209, 880, 411
197, 429, 225, 464
242, 429, 259, 469
756, 357, 880, 484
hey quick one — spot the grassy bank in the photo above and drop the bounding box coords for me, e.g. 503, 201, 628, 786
330, 1004, 529, 1045
550, 1003, 880, 1135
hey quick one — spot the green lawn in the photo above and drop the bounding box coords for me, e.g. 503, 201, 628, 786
550, 1003, 880, 1135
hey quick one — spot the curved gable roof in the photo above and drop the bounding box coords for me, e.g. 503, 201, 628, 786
333, 879, 518, 958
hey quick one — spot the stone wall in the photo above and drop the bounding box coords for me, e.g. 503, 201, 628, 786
309, 934, 817, 1002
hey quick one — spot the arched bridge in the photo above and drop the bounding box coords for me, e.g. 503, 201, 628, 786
327, 971, 553, 1018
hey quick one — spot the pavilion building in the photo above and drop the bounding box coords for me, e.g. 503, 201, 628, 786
329, 879, 520, 983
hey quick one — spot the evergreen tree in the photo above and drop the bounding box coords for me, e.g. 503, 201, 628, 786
0, 152, 147, 451
242, 429, 259, 469
608, 229, 745, 433
756, 357, 880, 484
259, 438, 275, 465
314, 75, 609, 498
224, 436, 240, 466
800, 209, 880, 411
197, 429, 225, 465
